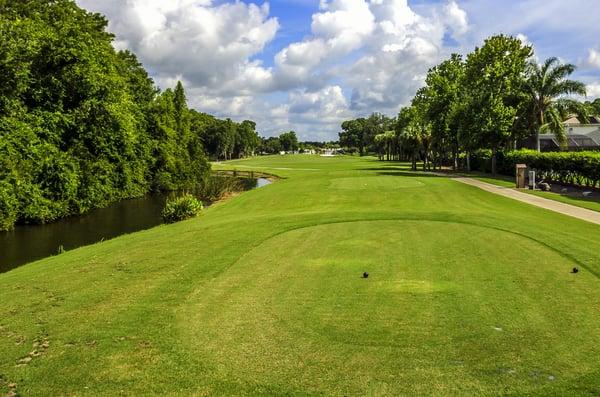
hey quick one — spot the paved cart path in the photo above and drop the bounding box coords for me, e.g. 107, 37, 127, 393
454, 177, 600, 226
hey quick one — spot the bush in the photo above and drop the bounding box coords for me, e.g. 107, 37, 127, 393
0, 181, 18, 231
505, 150, 600, 188
162, 194, 203, 223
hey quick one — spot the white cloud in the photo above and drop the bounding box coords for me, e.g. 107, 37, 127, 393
187, 85, 353, 140
312, 0, 375, 53
272, 0, 376, 91
273, 0, 466, 114
443, 1, 469, 38
289, 86, 352, 122
346, 0, 457, 112
587, 83, 600, 98
77, 0, 278, 94
516, 33, 531, 47
585, 49, 600, 69
76, 0, 600, 140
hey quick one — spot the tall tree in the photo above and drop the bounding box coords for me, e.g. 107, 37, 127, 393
279, 131, 299, 152
339, 119, 366, 155
234, 120, 260, 158
463, 34, 532, 174
396, 106, 423, 171
421, 54, 465, 169
523, 57, 587, 150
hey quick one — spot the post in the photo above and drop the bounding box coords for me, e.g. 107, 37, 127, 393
516, 164, 527, 189
528, 171, 536, 190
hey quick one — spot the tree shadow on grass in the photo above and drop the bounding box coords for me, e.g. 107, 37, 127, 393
547, 191, 600, 208
376, 171, 446, 178
367, 167, 414, 172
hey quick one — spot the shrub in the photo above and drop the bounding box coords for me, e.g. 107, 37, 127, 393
162, 194, 203, 223
505, 150, 600, 188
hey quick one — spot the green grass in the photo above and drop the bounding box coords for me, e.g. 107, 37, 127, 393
462, 171, 600, 213
2, 155, 600, 396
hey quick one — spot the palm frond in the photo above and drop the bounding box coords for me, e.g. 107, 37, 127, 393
548, 80, 587, 98
556, 98, 589, 123
541, 107, 567, 147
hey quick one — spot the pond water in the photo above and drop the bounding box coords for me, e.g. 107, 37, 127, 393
0, 178, 271, 273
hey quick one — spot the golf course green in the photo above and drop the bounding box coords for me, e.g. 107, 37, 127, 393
1, 155, 599, 396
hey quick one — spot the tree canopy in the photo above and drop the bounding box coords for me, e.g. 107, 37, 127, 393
338, 34, 590, 175
0, 0, 262, 230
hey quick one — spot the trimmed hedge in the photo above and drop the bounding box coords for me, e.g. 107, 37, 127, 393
505, 150, 600, 188
468, 149, 600, 188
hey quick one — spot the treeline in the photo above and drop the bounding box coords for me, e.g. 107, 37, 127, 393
0, 0, 262, 231
339, 34, 594, 175
190, 111, 261, 161
260, 131, 300, 154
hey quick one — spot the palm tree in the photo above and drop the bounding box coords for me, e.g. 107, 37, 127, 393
523, 57, 587, 151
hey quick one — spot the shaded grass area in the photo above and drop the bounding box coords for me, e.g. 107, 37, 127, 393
1, 155, 600, 396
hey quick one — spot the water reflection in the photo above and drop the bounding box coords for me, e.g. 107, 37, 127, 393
0, 178, 271, 273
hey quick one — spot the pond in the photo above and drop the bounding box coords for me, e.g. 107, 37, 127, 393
0, 177, 272, 273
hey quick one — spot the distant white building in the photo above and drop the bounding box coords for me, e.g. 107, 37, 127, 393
539, 116, 600, 151
320, 148, 343, 157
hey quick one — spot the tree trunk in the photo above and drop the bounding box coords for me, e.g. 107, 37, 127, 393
466, 152, 471, 172
537, 109, 544, 152
491, 149, 497, 176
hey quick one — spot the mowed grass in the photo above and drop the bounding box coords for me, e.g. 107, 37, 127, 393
465, 172, 600, 213
1, 155, 600, 396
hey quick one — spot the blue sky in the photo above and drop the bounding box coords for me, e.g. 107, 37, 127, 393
77, 0, 600, 141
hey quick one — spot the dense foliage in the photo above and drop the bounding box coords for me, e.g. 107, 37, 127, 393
506, 150, 600, 188
0, 0, 266, 231
468, 149, 600, 188
162, 193, 203, 223
1, 0, 158, 230
191, 111, 261, 161
259, 131, 301, 154
339, 34, 591, 176
279, 131, 299, 152
339, 113, 393, 156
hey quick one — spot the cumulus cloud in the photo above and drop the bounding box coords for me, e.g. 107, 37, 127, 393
77, 0, 278, 94
346, 0, 461, 112
275, 0, 468, 114
587, 83, 600, 98
77, 0, 469, 137
443, 1, 469, 39
76, 0, 599, 140
289, 86, 352, 123
272, 0, 376, 91
584, 49, 600, 69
